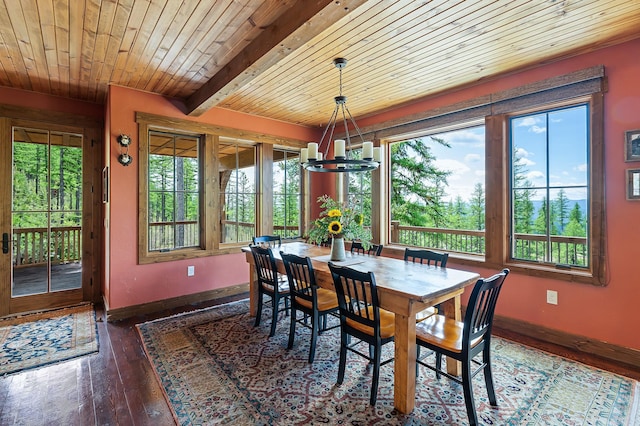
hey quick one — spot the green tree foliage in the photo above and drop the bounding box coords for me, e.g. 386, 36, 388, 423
551, 189, 570, 234
564, 202, 586, 237
468, 183, 485, 231
390, 137, 451, 227
512, 150, 535, 233
273, 154, 301, 237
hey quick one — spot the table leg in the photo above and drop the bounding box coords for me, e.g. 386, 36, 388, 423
248, 264, 258, 317
394, 313, 417, 414
440, 295, 462, 375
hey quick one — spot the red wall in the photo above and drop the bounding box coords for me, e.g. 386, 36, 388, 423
357, 39, 640, 351
105, 85, 317, 310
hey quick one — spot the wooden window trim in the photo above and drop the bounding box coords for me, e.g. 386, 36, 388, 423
377, 67, 606, 286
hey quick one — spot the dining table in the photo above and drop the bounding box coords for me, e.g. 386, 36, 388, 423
241, 242, 480, 414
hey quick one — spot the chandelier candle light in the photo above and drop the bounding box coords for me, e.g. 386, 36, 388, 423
300, 58, 381, 173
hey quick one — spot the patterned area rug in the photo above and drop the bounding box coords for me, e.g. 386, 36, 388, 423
137, 300, 640, 425
0, 304, 98, 376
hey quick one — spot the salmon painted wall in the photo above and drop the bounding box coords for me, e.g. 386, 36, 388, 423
356, 38, 640, 351
0, 86, 103, 117
105, 85, 317, 310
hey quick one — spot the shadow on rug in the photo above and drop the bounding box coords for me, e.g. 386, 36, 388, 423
137, 299, 639, 425
0, 303, 98, 376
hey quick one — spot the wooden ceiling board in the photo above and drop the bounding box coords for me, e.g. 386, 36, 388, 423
0, 0, 639, 127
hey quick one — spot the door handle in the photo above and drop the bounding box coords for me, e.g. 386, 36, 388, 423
2, 233, 8, 254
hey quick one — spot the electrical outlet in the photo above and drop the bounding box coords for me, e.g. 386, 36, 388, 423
546, 290, 558, 305
187, 265, 195, 277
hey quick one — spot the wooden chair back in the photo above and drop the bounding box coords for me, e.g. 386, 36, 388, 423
350, 241, 384, 256
280, 252, 317, 305
250, 245, 280, 290
463, 268, 510, 348
252, 235, 282, 248
404, 248, 448, 267
329, 262, 380, 336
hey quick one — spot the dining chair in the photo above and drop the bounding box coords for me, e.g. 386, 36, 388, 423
415, 268, 510, 426
328, 262, 395, 406
404, 248, 449, 322
250, 245, 290, 337
252, 235, 282, 248
280, 252, 340, 363
350, 241, 384, 256
404, 247, 448, 266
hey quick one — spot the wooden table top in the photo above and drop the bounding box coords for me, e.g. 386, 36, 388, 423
243, 242, 479, 307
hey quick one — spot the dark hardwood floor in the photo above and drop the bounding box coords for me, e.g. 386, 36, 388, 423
1, 294, 638, 425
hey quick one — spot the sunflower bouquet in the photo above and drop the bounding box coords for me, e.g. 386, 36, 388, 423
306, 195, 371, 248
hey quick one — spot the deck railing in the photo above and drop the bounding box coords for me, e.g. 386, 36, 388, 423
13, 226, 82, 267
390, 221, 588, 266
147, 221, 301, 249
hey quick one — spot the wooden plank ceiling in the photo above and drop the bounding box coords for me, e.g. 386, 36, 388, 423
0, 0, 638, 128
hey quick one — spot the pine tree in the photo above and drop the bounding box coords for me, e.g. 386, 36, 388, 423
390, 137, 451, 227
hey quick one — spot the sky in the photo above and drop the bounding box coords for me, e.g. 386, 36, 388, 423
417, 104, 588, 203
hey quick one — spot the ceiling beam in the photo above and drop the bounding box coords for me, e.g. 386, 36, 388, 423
185, 0, 369, 117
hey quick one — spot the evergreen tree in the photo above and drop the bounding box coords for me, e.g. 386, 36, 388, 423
390, 137, 451, 227
512, 149, 535, 233
468, 183, 485, 230
552, 189, 570, 234
564, 202, 586, 237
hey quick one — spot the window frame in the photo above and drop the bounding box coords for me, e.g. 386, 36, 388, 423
272, 148, 303, 238
487, 94, 605, 285
138, 120, 216, 264
373, 68, 605, 285
136, 112, 309, 264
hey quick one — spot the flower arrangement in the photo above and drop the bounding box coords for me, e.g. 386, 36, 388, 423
306, 195, 371, 248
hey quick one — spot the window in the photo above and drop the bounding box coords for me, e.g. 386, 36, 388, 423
220, 141, 256, 244
273, 149, 301, 238
510, 104, 589, 268
347, 148, 373, 226
147, 131, 201, 252
389, 124, 486, 254
381, 68, 604, 284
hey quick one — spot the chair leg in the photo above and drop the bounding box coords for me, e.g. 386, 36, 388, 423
462, 357, 478, 426
269, 294, 279, 337
287, 305, 297, 349
308, 311, 319, 363
369, 344, 374, 363
435, 353, 443, 379
254, 291, 263, 327
370, 342, 381, 406
484, 349, 498, 406
337, 330, 348, 385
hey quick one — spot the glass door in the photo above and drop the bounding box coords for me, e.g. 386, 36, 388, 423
9, 126, 83, 311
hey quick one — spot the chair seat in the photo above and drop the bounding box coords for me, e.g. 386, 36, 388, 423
415, 314, 482, 353
261, 281, 290, 294
296, 287, 339, 311
346, 306, 395, 339
415, 306, 437, 322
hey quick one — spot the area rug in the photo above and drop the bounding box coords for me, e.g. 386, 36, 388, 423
137, 299, 640, 425
0, 304, 98, 376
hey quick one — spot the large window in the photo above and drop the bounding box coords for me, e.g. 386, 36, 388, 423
273, 149, 301, 238
389, 125, 486, 254
510, 104, 589, 267
220, 141, 256, 244
147, 131, 200, 252
347, 148, 373, 226
382, 68, 604, 284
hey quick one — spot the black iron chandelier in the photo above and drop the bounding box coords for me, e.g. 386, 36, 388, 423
300, 58, 380, 173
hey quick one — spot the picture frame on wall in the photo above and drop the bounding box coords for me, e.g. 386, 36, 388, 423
625, 129, 640, 162
626, 168, 640, 201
